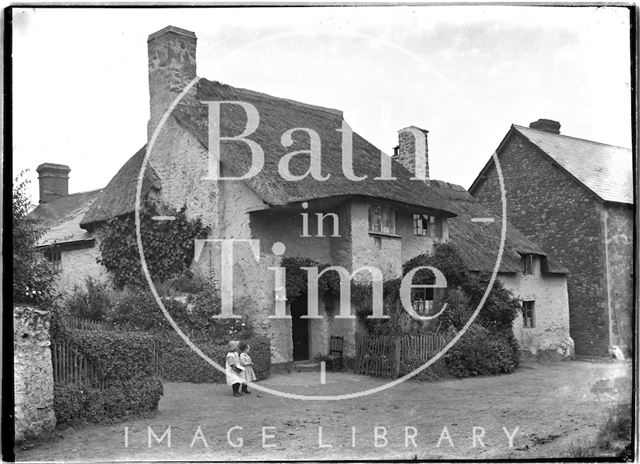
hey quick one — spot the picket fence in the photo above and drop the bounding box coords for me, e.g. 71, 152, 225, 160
354, 333, 447, 379
64, 316, 112, 331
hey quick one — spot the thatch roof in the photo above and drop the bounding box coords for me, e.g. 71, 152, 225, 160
29, 190, 102, 246
171, 79, 458, 215
431, 179, 568, 274
80, 146, 160, 228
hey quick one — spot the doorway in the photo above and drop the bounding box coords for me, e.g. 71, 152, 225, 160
290, 298, 309, 361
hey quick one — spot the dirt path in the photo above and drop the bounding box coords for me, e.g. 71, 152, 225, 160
16, 360, 631, 461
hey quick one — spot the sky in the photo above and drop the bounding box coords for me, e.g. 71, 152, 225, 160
12, 6, 632, 206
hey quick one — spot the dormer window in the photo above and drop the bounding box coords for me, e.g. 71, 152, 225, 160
522, 254, 533, 275
369, 204, 396, 234
413, 214, 441, 237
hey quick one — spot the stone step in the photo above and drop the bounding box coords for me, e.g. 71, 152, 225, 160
292, 361, 320, 373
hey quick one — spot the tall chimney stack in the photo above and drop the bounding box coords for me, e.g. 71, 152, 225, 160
147, 26, 197, 140
36, 163, 70, 204
394, 126, 430, 184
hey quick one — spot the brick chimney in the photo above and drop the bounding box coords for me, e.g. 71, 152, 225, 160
394, 126, 430, 184
36, 163, 70, 204
147, 26, 197, 140
529, 119, 561, 134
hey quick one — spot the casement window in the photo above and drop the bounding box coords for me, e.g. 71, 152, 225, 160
522, 254, 533, 275
44, 248, 62, 271
369, 204, 396, 234
522, 301, 535, 328
413, 214, 441, 237
411, 287, 434, 315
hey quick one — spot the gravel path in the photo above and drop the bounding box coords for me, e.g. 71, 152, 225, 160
16, 359, 631, 461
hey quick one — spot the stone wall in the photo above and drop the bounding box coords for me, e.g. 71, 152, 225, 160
604, 203, 633, 353
472, 132, 610, 356
14, 306, 56, 442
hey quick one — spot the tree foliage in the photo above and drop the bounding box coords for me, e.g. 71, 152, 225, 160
97, 202, 210, 288
12, 173, 58, 305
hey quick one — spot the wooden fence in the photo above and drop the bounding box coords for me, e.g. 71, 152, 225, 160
354, 333, 447, 379
64, 316, 112, 331
51, 339, 163, 390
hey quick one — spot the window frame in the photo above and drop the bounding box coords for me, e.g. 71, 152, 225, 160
522, 300, 535, 328
522, 254, 534, 275
413, 214, 441, 237
369, 204, 396, 235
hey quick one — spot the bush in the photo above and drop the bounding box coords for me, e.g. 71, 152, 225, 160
161, 335, 271, 383
13, 173, 59, 306
54, 378, 163, 426
444, 325, 520, 377
52, 328, 164, 426
56, 329, 160, 382
105, 289, 251, 340
400, 354, 448, 381
64, 277, 113, 321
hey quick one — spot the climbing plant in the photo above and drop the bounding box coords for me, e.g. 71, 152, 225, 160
98, 202, 210, 288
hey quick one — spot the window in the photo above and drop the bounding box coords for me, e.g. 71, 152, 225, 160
411, 287, 434, 315
522, 301, 535, 328
522, 254, 533, 275
44, 248, 61, 271
369, 204, 396, 234
413, 214, 441, 237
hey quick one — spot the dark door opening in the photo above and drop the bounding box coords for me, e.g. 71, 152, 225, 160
291, 298, 309, 361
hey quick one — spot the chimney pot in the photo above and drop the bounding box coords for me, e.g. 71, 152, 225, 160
529, 119, 561, 134
36, 163, 70, 204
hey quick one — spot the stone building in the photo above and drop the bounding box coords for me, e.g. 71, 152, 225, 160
30, 26, 573, 366
469, 120, 633, 356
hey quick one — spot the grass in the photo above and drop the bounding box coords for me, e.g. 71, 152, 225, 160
566, 402, 632, 459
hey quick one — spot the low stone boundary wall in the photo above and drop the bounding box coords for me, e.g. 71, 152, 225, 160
14, 306, 56, 442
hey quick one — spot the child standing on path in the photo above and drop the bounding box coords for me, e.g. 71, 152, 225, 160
225, 340, 244, 397
238, 342, 256, 394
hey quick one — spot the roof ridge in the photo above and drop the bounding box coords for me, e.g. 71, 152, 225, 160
199, 78, 343, 118
513, 125, 631, 151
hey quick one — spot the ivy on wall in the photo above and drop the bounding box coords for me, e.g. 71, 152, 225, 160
97, 203, 210, 288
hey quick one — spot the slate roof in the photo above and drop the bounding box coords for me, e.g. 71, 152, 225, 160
29, 190, 102, 246
431, 179, 568, 274
514, 125, 633, 204
472, 125, 633, 204
80, 146, 161, 227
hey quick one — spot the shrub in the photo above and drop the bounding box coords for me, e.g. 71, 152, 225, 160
54, 378, 163, 426
13, 173, 59, 306
160, 335, 270, 383
56, 329, 160, 382
51, 328, 163, 426
64, 277, 113, 321
400, 354, 448, 381
444, 325, 520, 377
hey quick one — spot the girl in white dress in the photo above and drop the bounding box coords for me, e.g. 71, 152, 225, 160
225, 340, 244, 397
238, 342, 256, 394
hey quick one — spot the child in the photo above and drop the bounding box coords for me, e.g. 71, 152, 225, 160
238, 342, 256, 394
225, 340, 244, 397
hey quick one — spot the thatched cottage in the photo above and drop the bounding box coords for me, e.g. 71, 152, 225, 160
31, 25, 572, 365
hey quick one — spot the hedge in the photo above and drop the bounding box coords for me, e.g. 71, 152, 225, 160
54, 378, 163, 426
51, 328, 163, 425
160, 335, 271, 383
